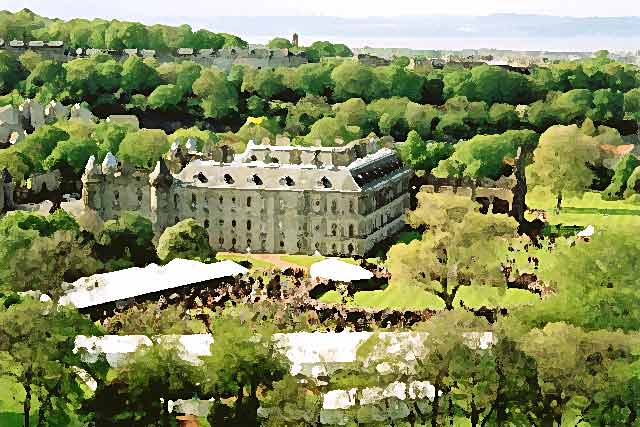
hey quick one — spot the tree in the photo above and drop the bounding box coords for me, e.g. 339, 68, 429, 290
434, 129, 539, 180
602, 154, 640, 200
18, 50, 44, 72
190, 29, 225, 50
284, 95, 332, 136
202, 308, 290, 427
242, 68, 287, 99
331, 62, 384, 102
117, 342, 204, 427
0, 52, 23, 93
192, 68, 239, 120
292, 63, 333, 96
93, 120, 131, 160
267, 37, 293, 49
588, 88, 625, 124
120, 55, 160, 95
387, 192, 518, 310
43, 137, 99, 176
260, 375, 322, 427
488, 103, 520, 133
14, 125, 70, 174
146, 84, 183, 110
0, 298, 103, 427
303, 116, 361, 146
405, 102, 440, 139
118, 129, 170, 168
527, 123, 601, 211
624, 88, 640, 140
97, 212, 158, 268
397, 130, 453, 173
156, 218, 214, 264
105, 302, 206, 335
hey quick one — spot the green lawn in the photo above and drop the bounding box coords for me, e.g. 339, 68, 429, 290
319, 188, 640, 311
280, 254, 326, 268
215, 253, 275, 269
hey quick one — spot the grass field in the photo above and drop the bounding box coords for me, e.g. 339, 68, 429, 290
215, 253, 276, 269
319, 188, 638, 311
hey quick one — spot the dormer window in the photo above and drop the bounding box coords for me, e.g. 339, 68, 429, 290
321, 176, 332, 188
196, 172, 208, 183
223, 174, 234, 184
280, 176, 295, 186
251, 174, 263, 185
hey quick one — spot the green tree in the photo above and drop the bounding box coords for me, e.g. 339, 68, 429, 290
292, 63, 333, 96
202, 308, 290, 427
192, 68, 239, 119
97, 212, 158, 268
434, 129, 539, 180
14, 125, 70, 174
260, 375, 322, 427
190, 29, 225, 50
117, 342, 204, 427
397, 130, 453, 173
387, 192, 518, 310
527, 123, 600, 211
588, 88, 625, 124
0, 52, 23, 93
267, 37, 293, 49
331, 62, 384, 102
120, 55, 160, 95
43, 137, 99, 176
118, 129, 170, 168
602, 154, 640, 200
303, 116, 361, 146
0, 298, 103, 427
156, 218, 214, 263
147, 84, 183, 110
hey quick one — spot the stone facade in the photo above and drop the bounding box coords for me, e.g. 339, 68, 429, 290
82, 138, 413, 256
0, 168, 15, 213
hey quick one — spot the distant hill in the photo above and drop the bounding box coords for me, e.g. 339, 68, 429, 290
179, 14, 640, 39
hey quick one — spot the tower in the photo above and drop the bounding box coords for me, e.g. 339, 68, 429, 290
149, 158, 174, 234
292, 33, 299, 48
81, 155, 103, 214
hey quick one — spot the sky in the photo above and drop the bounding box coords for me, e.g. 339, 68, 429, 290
2, 0, 639, 20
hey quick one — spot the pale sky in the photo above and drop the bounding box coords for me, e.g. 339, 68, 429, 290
2, 0, 639, 19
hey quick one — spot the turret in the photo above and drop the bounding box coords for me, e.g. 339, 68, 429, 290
101, 152, 118, 174
149, 158, 174, 233
81, 155, 103, 212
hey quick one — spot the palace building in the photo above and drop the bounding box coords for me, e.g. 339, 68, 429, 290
81, 138, 412, 256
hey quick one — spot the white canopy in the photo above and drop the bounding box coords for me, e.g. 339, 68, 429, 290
577, 225, 595, 237
60, 259, 248, 309
309, 258, 374, 282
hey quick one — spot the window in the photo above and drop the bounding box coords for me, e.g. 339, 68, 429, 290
219, 196, 223, 205
247, 197, 252, 207
250, 155, 257, 161
314, 224, 320, 232
196, 172, 208, 183
232, 237, 237, 247
174, 194, 179, 209
251, 175, 263, 185
191, 193, 197, 210
331, 200, 337, 214
232, 220, 237, 228
204, 219, 210, 229
137, 188, 143, 202
232, 197, 236, 204
349, 201, 354, 213
247, 239, 252, 247
280, 176, 295, 186
219, 236, 224, 245
331, 224, 337, 237
321, 176, 332, 188
223, 174, 234, 184
246, 220, 252, 230
280, 241, 285, 248
175, 216, 179, 224
219, 219, 224, 226
349, 224, 354, 238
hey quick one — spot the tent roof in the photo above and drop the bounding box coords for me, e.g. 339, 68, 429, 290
60, 259, 248, 309
309, 258, 374, 282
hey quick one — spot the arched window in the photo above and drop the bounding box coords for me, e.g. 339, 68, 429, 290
246, 220, 252, 230
223, 174, 234, 184
251, 175, 263, 185
232, 220, 237, 228
247, 197, 252, 207
321, 176, 332, 188
349, 224, 354, 238
174, 194, 179, 209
